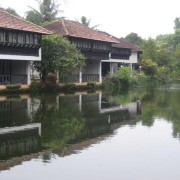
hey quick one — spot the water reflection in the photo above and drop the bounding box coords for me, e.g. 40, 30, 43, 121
0, 91, 141, 163
1, 84, 180, 178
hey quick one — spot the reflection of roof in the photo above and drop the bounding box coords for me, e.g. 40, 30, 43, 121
0, 9, 52, 34
0, 123, 41, 136
44, 19, 118, 43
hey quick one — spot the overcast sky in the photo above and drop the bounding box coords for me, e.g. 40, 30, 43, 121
0, 0, 179, 39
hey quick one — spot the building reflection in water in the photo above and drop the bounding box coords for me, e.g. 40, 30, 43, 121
0, 91, 141, 170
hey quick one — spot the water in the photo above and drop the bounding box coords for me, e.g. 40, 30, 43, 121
1, 84, 180, 179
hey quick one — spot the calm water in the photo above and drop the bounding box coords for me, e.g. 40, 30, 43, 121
1, 84, 180, 179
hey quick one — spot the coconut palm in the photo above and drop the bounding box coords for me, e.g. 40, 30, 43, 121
78, 16, 100, 29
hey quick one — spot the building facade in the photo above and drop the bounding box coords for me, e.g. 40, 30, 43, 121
0, 9, 51, 85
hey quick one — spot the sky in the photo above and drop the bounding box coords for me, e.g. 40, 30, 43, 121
0, 0, 179, 39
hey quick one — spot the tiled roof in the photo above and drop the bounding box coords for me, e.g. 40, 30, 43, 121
0, 9, 52, 34
119, 38, 141, 52
44, 19, 118, 43
97, 30, 141, 51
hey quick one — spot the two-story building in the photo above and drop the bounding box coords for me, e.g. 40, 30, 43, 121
100, 32, 141, 76
45, 19, 141, 83
0, 9, 51, 85
44, 19, 119, 83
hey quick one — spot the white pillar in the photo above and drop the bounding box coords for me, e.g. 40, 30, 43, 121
26, 61, 31, 85
79, 69, 82, 83
99, 61, 102, 83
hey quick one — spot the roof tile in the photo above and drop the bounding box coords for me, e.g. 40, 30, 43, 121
0, 9, 52, 34
44, 19, 118, 43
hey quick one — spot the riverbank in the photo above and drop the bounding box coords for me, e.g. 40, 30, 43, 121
0, 82, 103, 94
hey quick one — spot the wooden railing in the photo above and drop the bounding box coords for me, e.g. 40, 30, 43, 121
82, 74, 99, 82
0, 74, 27, 85
59, 74, 100, 83
59, 74, 79, 83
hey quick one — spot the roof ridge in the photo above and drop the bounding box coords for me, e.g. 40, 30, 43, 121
61, 18, 68, 36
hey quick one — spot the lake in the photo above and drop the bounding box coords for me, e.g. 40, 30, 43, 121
1, 83, 180, 180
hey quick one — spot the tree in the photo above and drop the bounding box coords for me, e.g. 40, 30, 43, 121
26, 10, 42, 25
5, 7, 20, 17
33, 35, 85, 83
26, 0, 61, 25
174, 17, 180, 30
125, 32, 142, 45
77, 16, 100, 29
141, 38, 157, 61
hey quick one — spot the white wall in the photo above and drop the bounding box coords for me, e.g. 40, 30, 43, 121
0, 48, 41, 61
129, 51, 138, 63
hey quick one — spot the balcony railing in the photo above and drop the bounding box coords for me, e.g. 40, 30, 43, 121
82, 74, 99, 82
59, 74, 100, 83
0, 74, 27, 85
59, 74, 79, 83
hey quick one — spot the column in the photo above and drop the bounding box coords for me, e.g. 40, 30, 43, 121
99, 61, 102, 83
26, 61, 31, 85
79, 69, 82, 83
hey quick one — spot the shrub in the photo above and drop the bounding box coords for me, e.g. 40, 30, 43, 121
6, 84, 21, 90
64, 83, 76, 91
30, 81, 42, 91
87, 81, 96, 87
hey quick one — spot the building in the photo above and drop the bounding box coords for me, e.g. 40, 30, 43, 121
100, 32, 142, 76
0, 9, 51, 85
44, 19, 119, 83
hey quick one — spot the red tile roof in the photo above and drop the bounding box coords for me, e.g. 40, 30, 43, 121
119, 38, 141, 52
44, 19, 118, 43
97, 30, 141, 51
0, 9, 52, 34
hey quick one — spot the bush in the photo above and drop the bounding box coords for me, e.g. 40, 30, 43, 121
30, 81, 42, 91
64, 83, 76, 91
87, 81, 96, 87
6, 84, 21, 90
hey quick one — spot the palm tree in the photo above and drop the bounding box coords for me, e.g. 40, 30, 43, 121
78, 16, 100, 29
26, 0, 62, 25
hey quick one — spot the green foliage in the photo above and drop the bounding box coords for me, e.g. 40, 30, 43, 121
87, 81, 96, 87
30, 81, 42, 91
26, 0, 61, 25
6, 84, 21, 90
125, 32, 142, 45
103, 75, 120, 94
64, 83, 76, 91
26, 10, 42, 25
33, 95, 84, 148
77, 16, 100, 29
115, 67, 131, 82
174, 17, 180, 30
141, 59, 158, 77
33, 34, 85, 83
141, 38, 157, 61
5, 7, 20, 17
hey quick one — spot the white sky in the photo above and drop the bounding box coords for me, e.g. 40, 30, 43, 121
0, 0, 179, 39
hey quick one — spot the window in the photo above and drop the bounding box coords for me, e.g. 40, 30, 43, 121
34, 34, 38, 44
0, 30, 4, 42
12, 32, 17, 43
8, 32, 13, 42
30, 34, 34, 44
26, 33, 30, 44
